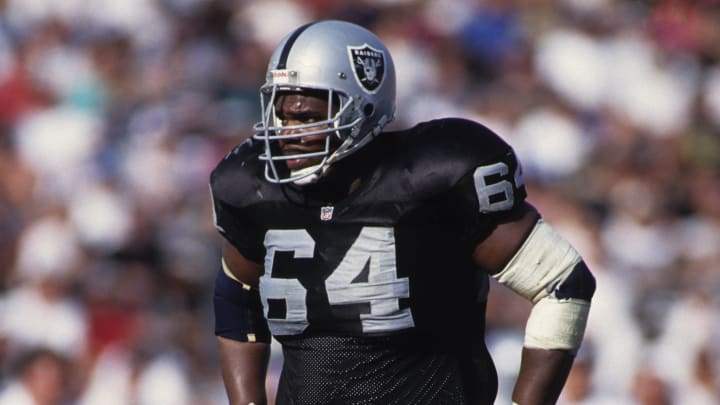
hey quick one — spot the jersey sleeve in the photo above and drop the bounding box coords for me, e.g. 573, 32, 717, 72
210, 184, 266, 263
435, 119, 528, 246
209, 145, 267, 263
455, 149, 527, 244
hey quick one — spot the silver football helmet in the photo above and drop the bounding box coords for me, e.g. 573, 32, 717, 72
253, 20, 396, 184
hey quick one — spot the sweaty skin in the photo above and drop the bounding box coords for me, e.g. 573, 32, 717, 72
274, 91, 341, 171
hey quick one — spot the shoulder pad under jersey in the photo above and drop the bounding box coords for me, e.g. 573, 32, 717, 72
210, 138, 265, 208
393, 117, 519, 189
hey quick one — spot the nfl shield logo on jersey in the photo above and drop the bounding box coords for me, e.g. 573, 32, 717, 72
348, 44, 385, 93
320, 206, 334, 221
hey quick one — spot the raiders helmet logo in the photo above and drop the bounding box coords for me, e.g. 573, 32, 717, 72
348, 44, 385, 93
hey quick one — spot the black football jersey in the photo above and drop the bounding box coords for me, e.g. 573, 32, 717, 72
210, 118, 527, 404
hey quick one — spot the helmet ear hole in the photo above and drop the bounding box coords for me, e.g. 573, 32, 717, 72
363, 103, 375, 117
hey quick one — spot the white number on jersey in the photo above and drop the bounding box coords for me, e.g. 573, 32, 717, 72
260, 229, 312, 335
260, 227, 414, 336
472, 161, 524, 212
325, 227, 414, 333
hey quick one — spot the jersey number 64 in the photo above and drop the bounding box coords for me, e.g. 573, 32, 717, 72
259, 227, 415, 336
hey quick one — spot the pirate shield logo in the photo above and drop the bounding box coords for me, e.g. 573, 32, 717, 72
348, 44, 385, 93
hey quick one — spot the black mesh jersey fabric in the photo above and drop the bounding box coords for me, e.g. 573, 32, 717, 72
274, 332, 495, 405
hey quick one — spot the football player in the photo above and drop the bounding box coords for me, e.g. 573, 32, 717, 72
210, 20, 595, 405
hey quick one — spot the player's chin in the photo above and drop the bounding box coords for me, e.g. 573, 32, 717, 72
285, 157, 323, 171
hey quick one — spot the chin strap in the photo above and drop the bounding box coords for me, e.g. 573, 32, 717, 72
288, 135, 349, 185
291, 165, 323, 185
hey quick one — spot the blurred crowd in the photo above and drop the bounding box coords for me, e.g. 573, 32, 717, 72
0, 0, 718, 404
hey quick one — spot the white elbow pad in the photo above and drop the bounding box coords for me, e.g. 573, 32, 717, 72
492, 219, 595, 352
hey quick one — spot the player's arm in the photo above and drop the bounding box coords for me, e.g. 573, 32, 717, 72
472, 202, 595, 405
215, 240, 270, 405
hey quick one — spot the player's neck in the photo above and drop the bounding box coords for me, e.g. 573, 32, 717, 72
303, 168, 362, 202
303, 141, 380, 202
